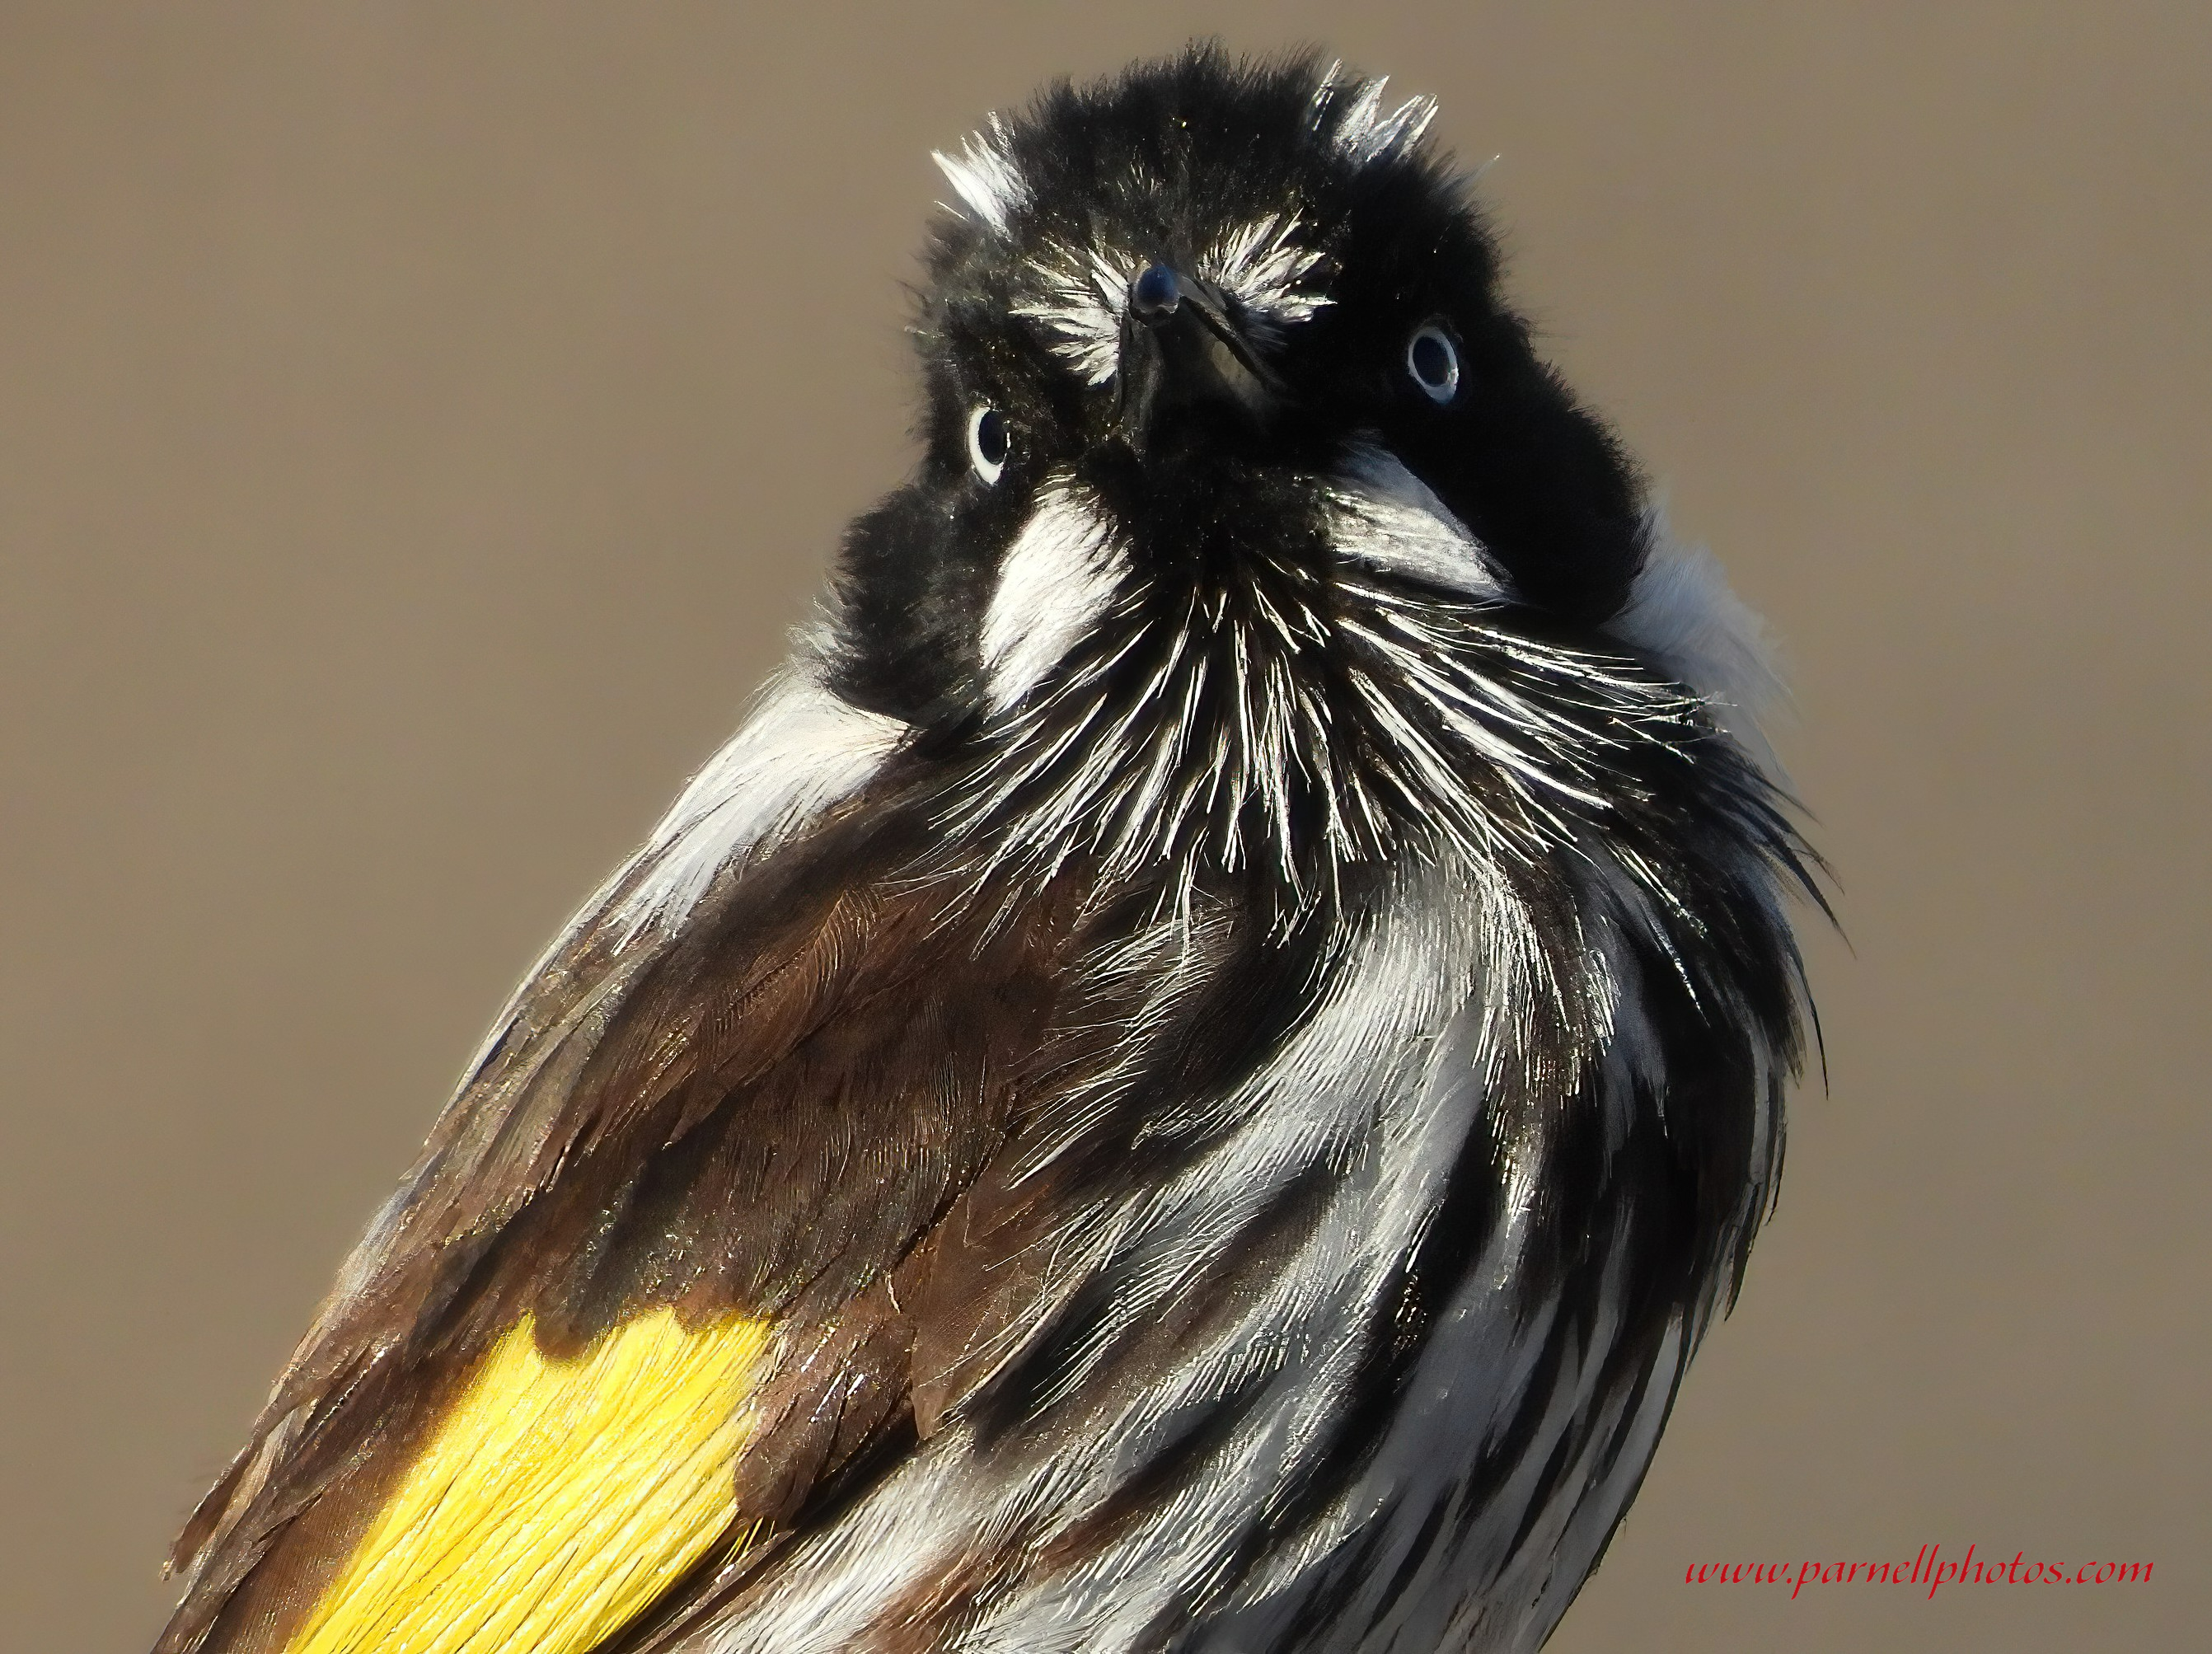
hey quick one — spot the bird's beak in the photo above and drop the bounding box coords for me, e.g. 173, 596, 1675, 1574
1115, 264, 1281, 452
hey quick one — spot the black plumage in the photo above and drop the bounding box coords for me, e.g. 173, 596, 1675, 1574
159, 46, 1819, 1654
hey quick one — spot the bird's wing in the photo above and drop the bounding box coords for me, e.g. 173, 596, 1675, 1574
153, 665, 1097, 1654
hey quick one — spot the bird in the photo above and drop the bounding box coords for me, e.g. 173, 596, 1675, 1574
155, 46, 1818, 1654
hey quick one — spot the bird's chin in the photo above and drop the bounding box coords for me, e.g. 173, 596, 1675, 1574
1118, 403, 1282, 471
1072, 440, 1324, 568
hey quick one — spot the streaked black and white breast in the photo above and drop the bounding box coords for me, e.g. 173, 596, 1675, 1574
156, 47, 1817, 1654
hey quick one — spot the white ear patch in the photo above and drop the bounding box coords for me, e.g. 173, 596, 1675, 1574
1609, 507, 1786, 771
931, 115, 1026, 232
981, 480, 1127, 712
1327, 443, 1507, 602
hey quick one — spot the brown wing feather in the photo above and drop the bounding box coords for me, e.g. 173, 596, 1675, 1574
156, 785, 1093, 1654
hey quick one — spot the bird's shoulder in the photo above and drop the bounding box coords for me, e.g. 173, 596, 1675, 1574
155, 674, 1089, 1652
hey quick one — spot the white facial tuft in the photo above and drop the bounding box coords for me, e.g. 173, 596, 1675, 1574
1015, 215, 1329, 386
981, 480, 1127, 713
1011, 249, 1132, 386
1204, 215, 1333, 343
1326, 443, 1508, 602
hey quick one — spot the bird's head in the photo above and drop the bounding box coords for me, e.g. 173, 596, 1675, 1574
827, 48, 1740, 907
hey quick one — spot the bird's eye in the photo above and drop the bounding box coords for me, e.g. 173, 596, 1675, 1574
968, 405, 1010, 483
1406, 323, 1460, 404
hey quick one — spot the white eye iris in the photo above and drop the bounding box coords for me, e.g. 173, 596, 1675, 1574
1406, 323, 1460, 404
968, 405, 1010, 483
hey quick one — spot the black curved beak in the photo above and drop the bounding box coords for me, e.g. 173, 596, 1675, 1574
1115, 263, 1281, 452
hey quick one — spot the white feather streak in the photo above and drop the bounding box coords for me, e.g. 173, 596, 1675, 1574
932, 115, 1026, 232
1319, 73, 1440, 166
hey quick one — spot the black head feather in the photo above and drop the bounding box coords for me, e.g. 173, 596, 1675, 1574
832, 47, 1649, 731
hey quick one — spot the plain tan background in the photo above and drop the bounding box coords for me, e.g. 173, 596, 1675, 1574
2, 4, 2205, 1650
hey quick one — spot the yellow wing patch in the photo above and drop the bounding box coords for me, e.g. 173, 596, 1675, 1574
288, 1308, 772, 1654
